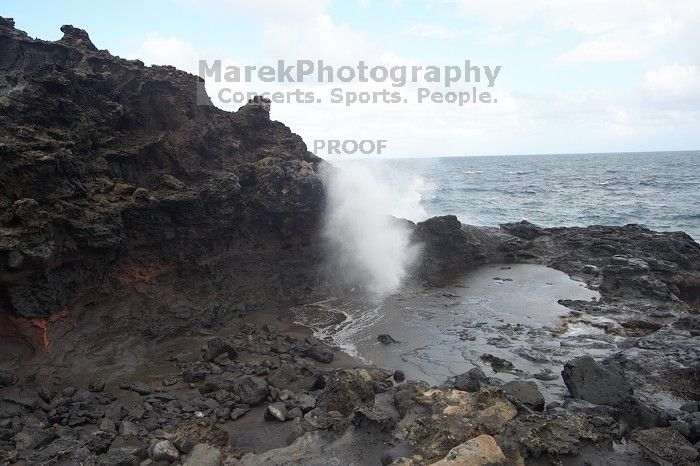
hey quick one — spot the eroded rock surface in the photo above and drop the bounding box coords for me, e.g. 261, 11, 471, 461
0, 19, 324, 339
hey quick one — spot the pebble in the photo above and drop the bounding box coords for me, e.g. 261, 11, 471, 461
378, 334, 399, 345
230, 408, 248, 420
99, 418, 116, 433
151, 440, 180, 462
88, 380, 105, 392
265, 402, 288, 422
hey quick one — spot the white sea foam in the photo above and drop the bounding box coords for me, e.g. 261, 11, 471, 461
292, 297, 380, 361
320, 162, 425, 297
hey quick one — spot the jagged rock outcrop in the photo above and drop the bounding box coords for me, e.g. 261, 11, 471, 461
502, 221, 700, 309
405, 215, 699, 312
0, 19, 324, 339
409, 215, 488, 281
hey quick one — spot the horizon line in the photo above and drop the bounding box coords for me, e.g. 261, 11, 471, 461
319, 149, 700, 161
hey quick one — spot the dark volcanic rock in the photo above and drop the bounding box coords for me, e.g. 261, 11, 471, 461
497, 410, 600, 458
631, 427, 698, 464
88, 379, 106, 392
506, 222, 700, 309
453, 367, 487, 392
203, 337, 237, 362
267, 365, 317, 392
305, 345, 334, 363
377, 334, 399, 345
119, 382, 152, 395
481, 353, 515, 372
183, 364, 208, 383
410, 215, 489, 280
0, 20, 324, 341
500, 220, 548, 241
503, 380, 545, 411
0, 370, 17, 387
233, 376, 269, 406
561, 356, 632, 406
26, 438, 92, 465
319, 369, 375, 416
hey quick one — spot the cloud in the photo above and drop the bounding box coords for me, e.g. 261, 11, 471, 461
173, 0, 328, 20
642, 64, 700, 104
406, 23, 460, 39
476, 28, 516, 45
450, 0, 700, 65
449, 0, 547, 25
262, 13, 375, 62
554, 31, 655, 65
140, 0, 700, 155
126, 33, 198, 73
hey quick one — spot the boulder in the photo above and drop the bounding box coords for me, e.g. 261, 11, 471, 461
503, 380, 545, 411
292, 393, 317, 413
233, 376, 269, 406
411, 215, 488, 279
453, 367, 486, 392
183, 364, 209, 383
305, 345, 334, 363
119, 382, 152, 396
173, 419, 229, 449
265, 402, 288, 422
680, 401, 699, 413
498, 410, 600, 458
25, 438, 92, 465
151, 440, 180, 462
353, 405, 399, 432
203, 338, 237, 362
394, 380, 431, 418
230, 408, 248, 420
182, 443, 222, 466
432, 434, 506, 466
318, 369, 375, 416
303, 408, 345, 430
674, 315, 700, 337
13, 427, 56, 450
631, 427, 698, 464
561, 356, 632, 406
381, 443, 411, 465
395, 387, 517, 459
267, 365, 317, 392
85, 431, 116, 455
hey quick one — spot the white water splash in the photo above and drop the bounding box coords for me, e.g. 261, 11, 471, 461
320, 162, 425, 297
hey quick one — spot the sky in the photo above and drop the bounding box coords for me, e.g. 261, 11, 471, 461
4, 0, 700, 157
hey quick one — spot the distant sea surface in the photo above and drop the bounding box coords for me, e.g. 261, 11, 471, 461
339, 151, 700, 240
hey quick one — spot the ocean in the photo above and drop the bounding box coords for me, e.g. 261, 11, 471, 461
334, 151, 700, 241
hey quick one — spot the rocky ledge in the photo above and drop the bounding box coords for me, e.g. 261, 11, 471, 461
0, 18, 324, 342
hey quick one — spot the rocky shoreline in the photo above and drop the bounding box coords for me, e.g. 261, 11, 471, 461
1, 19, 699, 466
1, 246, 698, 466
